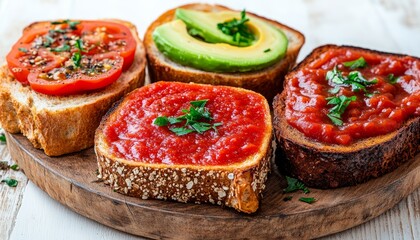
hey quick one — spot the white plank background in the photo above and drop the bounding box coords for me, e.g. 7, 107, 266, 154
0, 0, 419, 239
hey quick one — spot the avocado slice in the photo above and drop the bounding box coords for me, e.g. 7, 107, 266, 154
176, 8, 254, 47
153, 10, 288, 73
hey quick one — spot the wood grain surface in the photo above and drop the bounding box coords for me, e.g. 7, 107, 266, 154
0, 0, 419, 239
5, 132, 420, 239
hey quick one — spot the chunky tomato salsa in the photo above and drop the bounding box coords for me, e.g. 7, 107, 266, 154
103, 82, 270, 165
6, 20, 136, 95
285, 47, 420, 145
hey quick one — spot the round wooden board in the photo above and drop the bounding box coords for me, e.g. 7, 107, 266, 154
6, 132, 420, 239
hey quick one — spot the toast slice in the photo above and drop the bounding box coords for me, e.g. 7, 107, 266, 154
144, 3, 305, 101
0, 19, 146, 156
95, 81, 272, 213
273, 45, 420, 188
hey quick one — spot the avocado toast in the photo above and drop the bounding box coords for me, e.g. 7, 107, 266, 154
144, 3, 304, 101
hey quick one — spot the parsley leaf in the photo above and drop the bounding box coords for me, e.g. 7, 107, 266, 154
0, 133, 6, 144
1, 178, 18, 187
326, 95, 357, 126
299, 197, 316, 204
75, 39, 86, 52
51, 44, 70, 52
10, 164, 19, 171
72, 52, 81, 68
154, 100, 222, 136
51, 19, 80, 30
43, 35, 55, 47
387, 74, 399, 84
283, 176, 310, 194
326, 66, 377, 92
18, 47, 28, 53
264, 48, 271, 53
343, 57, 367, 70
217, 10, 255, 46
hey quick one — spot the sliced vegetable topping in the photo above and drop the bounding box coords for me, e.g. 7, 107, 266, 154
6, 20, 136, 95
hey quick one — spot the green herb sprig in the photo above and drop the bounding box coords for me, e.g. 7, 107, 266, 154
154, 100, 222, 136
387, 74, 399, 84
343, 57, 367, 70
299, 197, 316, 204
326, 95, 357, 126
326, 66, 378, 93
51, 44, 71, 52
217, 10, 255, 46
18, 47, 28, 53
51, 19, 80, 30
283, 176, 310, 194
1, 178, 18, 187
0, 133, 6, 144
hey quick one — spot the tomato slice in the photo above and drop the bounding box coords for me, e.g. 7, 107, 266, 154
80, 21, 136, 70
27, 53, 123, 96
6, 25, 68, 83
6, 20, 136, 95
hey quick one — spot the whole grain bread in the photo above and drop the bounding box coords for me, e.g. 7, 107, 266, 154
144, 3, 304, 102
273, 45, 420, 188
95, 82, 273, 213
0, 19, 146, 156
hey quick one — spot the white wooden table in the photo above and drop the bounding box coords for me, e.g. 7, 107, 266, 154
0, 0, 419, 239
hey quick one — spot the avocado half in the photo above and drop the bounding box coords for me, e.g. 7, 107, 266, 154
152, 9, 288, 73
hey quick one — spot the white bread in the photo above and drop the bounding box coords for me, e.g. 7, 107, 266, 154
95, 81, 273, 213
0, 19, 146, 156
144, 3, 305, 101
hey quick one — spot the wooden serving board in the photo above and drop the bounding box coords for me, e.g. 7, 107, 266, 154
6, 132, 420, 239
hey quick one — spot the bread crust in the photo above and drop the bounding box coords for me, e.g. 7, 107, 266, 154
273, 45, 420, 188
143, 3, 305, 102
0, 19, 146, 156
95, 82, 273, 213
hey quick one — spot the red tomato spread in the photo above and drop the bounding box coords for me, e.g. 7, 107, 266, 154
285, 47, 420, 145
103, 82, 270, 165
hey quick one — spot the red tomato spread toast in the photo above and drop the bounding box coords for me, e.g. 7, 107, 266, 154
0, 19, 146, 156
95, 81, 273, 213
274, 45, 419, 188
144, 3, 305, 101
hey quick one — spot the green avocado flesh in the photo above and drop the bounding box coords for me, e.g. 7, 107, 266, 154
152, 9, 288, 73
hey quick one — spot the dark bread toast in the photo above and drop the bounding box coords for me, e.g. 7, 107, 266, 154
273, 45, 420, 188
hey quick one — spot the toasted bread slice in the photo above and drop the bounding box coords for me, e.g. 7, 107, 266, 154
95, 81, 272, 213
0, 19, 146, 156
273, 45, 420, 188
144, 3, 304, 101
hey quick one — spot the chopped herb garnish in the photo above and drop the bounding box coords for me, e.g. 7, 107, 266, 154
43, 35, 55, 47
18, 47, 28, 53
0, 133, 6, 144
326, 66, 377, 92
283, 176, 310, 194
154, 99, 222, 136
75, 39, 87, 52
10, 164, 19, 171
326, 95, 357, 126
51, 44, 70, 52
343, 57, 367, 70
264, 48, 271, 53
283, 196, 293, 201
387, 74, 399, 84
299, 197, 316, 204
51, 19, 80, 30
217, 10, 255, 46
49, 29, 67, 35
1, 178, 18, 187
72, 52, 81, 68
328, 87, 340, 94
